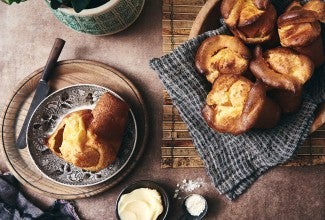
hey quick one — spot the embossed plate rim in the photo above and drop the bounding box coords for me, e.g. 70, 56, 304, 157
26, 83, 138, 187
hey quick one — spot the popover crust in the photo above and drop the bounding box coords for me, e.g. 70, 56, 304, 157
46, 92, 130, 172
278, 3, 324, 67
220, 0, 277, 44
202, 74, 281, 135
249, 46, 314, 93
195, 35, 251, 83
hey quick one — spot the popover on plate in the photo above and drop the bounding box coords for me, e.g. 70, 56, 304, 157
46, 92, 129, 172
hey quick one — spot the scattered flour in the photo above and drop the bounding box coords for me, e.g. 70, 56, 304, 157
173, 178, 205, 199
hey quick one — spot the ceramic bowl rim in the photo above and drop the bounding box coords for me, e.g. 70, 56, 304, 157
115, 180, 170, 220
46, 0, 120, 16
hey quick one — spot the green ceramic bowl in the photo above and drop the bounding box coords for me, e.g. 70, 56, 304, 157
45, 0, 145, 35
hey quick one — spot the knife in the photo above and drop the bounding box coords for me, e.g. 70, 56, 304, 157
16, 38, 65, 149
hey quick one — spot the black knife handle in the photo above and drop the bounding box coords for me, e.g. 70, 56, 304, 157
42, 38, 65, 82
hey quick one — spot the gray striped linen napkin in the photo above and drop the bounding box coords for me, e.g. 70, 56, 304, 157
150, 0, 325, 199
0, 172, 80, 220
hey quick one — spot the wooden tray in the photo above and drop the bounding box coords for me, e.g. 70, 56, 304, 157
161, 0, 325, 168
0, 60, 148, 199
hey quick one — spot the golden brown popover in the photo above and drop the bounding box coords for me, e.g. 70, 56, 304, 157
268, 88, 303, 114
46, 92, 129, 172
202, 74, 281, 135
303, 0, 325, 23
195, 35, 251, 83
285, 1, 303, 12
220, 0, 277, 44
250, 46, 314, 113
250, 46, 314, 92
278, 7, 324, 67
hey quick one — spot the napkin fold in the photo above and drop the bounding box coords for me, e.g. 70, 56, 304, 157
149, 0, 325, 199
0, 172, 80, 220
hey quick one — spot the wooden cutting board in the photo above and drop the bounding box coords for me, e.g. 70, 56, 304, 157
161, 0, 325, 168
0, 60, 148, 199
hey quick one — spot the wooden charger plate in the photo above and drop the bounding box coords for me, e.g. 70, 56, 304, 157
0, 60, 148, 199
188, 0, 325, 133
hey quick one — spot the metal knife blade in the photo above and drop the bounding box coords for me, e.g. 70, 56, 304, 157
16, 38, 65, 149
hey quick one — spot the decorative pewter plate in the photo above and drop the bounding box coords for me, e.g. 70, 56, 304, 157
27, 84, 137, 187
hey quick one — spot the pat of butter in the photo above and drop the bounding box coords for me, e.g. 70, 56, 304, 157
118, 188, 163, 220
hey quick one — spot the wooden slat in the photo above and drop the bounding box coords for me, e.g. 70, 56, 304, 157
163, 12, 200, 20
162, 35, 190, 44
162, 140, 195, 148
163, 121, 189, 130
163, 5, 204, 14
162, 20, 194, 28
163, 0, 208, 5
163, 130, 192, 139
162, 147, 200, 156
161, 157, 204, 168
296, 146, 325, 155
162, 28, 192, 37
285, 155, 325, 166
